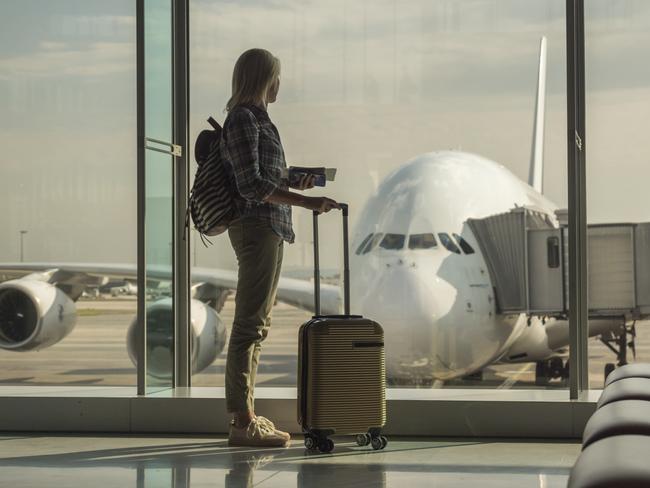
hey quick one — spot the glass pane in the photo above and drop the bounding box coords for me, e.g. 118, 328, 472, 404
355, 234, 374, 255
585, 0, 650, 388
379, 234, 405, 251
453, 233, 475, 255
189, 1, 567, 390
363, 234, 384, 255
145, 0, 172, 142
0, 2, 137, 388
145, 150, 174, 390
439, 233, 462, 255
143, 0, 174, 392
408, 234, 438, 250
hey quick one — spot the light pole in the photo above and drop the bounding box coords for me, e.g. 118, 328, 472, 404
19, 230, 28, 262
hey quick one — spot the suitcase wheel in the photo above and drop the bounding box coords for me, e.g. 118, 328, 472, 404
371, 435, 388, 451
356, 433, 371, 447
304, 435, 318, 451
318, 438, 334, 453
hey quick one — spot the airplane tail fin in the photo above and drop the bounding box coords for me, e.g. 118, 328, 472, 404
528, 36, 547, 194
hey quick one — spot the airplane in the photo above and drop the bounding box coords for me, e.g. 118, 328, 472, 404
0, 37, 630, 386
95, 280, 138, 297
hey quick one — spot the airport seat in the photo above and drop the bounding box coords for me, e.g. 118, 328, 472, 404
596, 377, 650, 409
582, 400, 650, 449
605, 363, 650, 387
568, 435, 650, 488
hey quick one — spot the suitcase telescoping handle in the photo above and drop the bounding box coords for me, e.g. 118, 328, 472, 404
312, 203, 350, 316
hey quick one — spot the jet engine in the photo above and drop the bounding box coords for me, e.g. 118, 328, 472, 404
126, 298, 227, 379
0, 279, 77, 351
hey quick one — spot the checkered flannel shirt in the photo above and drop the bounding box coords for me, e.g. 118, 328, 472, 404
221, 103, 295, 243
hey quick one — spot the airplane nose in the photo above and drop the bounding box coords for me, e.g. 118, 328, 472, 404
356, 259, 440, 376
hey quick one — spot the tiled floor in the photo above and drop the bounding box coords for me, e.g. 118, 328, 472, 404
0, 434, 579, 488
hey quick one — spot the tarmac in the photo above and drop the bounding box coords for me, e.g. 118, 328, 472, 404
0, 295, 647, 389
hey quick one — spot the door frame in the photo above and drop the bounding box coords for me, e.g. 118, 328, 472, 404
136, 0, 191, 396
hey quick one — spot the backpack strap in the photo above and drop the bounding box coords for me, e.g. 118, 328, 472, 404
207, 116, 220, 130
194, 116, 222, 165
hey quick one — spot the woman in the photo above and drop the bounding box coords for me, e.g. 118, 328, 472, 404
221, 48, 339, 447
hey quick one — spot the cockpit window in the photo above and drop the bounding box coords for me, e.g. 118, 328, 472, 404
438, 233, 461, 254
453, 233, 475, 254
379, 233, 405, 250
362, 233, 384, 254
355, 233, 374, 255
408, 233, 437, 250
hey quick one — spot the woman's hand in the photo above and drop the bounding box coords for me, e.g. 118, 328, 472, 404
290, 173, 316, 191
301, 196, 340, 214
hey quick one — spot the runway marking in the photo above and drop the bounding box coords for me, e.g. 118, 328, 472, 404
497, 363, 533, 389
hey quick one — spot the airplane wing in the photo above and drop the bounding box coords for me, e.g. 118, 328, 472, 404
0, 262, 340, 315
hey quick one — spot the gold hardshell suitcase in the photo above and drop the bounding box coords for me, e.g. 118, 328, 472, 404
297, 204, 387, 453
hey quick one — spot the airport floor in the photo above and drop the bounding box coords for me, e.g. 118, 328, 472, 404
0, 433, 580, 488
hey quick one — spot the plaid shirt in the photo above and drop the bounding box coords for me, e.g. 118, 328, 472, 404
221, 103, 295, 243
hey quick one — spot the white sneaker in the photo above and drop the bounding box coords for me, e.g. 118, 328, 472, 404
255, 416, 291, 443
228, 417, 291, 448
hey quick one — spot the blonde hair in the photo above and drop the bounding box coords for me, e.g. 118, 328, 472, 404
226, 48, 280, 112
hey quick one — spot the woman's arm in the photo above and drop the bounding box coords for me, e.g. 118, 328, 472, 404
265, 188, 340, 214
225, 109, 338, 213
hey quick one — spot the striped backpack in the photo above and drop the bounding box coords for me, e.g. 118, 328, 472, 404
186, 116, 235, 245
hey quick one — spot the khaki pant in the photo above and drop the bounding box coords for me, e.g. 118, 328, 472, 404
226, 217, 284, 413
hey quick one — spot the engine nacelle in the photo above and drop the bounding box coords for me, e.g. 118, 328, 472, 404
0, 279, 77, 351
126, 298, 227, 379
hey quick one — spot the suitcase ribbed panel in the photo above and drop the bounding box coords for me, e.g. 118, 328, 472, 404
299, 318, 386, 434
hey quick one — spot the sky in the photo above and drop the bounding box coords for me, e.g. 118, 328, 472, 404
0, 0, 649, 270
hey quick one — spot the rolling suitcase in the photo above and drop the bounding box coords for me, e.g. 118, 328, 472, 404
297, 203, 387, 453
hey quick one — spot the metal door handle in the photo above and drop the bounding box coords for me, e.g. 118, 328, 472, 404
145, 137, 183, 157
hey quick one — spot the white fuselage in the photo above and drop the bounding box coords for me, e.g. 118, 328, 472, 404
349, 151, 559, 380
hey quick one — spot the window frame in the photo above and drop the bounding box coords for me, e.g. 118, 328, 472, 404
0, 0, 594, 428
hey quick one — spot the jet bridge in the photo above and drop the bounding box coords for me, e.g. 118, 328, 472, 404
467, 207, 650, 321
